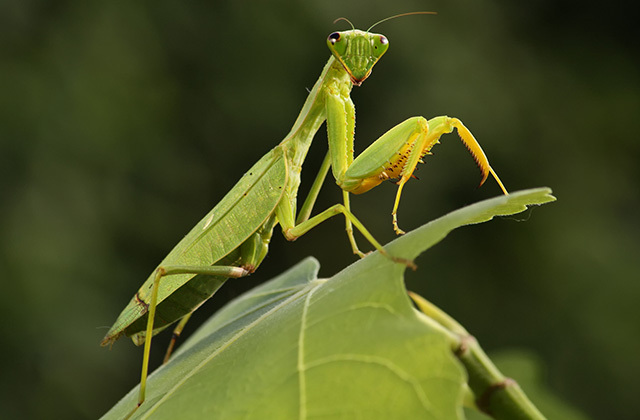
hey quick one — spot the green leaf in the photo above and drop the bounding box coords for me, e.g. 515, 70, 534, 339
101, 188, 555, 419
386, 187, 556, 261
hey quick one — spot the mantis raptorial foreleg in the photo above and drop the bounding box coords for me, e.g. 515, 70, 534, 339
336, 116, 509, 234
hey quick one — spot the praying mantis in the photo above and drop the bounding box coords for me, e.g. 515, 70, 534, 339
102, 13, 508, 419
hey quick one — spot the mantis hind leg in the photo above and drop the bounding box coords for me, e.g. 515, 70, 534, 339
126, 264, 250, 420
127, 225, 276, 418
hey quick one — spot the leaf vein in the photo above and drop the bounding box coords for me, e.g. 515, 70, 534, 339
142, 279, 325, 419
302, 354, 432, 412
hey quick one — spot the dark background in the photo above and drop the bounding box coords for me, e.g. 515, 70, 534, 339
1, 1, 638, 419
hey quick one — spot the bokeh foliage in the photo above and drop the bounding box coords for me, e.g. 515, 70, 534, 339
1, 1, 638, 419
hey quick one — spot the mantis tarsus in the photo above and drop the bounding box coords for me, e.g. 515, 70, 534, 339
102, 14, 508, 418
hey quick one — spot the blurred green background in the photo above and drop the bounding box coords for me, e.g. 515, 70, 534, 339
1, 1, 638, 419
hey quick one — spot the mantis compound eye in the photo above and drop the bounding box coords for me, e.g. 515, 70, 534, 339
328, 32, 341, 44
369, 34, 389, 59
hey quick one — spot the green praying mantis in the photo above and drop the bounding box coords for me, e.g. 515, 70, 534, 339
102, 13, 508, 418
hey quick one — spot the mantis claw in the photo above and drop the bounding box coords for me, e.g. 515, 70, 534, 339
392, 213, 405, 235
354, 249, 370, 259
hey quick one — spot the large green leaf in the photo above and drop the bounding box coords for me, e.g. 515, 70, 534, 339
102, 188, 555, 420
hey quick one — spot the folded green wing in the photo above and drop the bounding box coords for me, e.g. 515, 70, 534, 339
102, 147, 287, 345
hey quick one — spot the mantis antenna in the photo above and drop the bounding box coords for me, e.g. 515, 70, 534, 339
367, 11, 437, 32
333, 17, 355, 30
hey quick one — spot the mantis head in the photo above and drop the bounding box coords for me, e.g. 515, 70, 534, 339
327, 12, 436, 86
327, 29, 389, 86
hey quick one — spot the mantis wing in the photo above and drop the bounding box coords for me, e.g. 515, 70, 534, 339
102, 147, 288, 345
